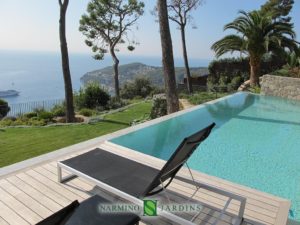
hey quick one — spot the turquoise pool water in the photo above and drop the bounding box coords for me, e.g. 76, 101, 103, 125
111, 92, 300, 220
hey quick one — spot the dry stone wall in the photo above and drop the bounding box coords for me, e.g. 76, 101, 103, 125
260, 75, 300, 101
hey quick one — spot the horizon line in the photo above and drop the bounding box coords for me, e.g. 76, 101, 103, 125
0, 48, 214, 61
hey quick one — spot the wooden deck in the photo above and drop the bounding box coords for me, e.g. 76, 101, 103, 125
0, 141, 290, 225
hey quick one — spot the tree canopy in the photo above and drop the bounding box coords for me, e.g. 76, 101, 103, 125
167, 0, 202, 28
79, 0, 144, 98
260, 0, 294, 22
79, 0, 144, 60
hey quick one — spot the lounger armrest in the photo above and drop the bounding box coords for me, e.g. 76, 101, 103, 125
175, 175, 246, 220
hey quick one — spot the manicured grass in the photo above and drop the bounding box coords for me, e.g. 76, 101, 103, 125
0, 101, 152, 168
104, 101, 152, 124
181, 91, 229, 105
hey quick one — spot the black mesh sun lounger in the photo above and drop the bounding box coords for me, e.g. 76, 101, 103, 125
59, 123, 215, 197
57, 123, 246, 225
37, 195, 140, 225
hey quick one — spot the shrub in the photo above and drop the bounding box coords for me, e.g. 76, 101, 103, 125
150, 97, 167, 119
248, 86, 261, 94
0, 99, 10, 119
228, 76, 243, 92
23, 112, 38, 118
151, 87, 165, 96
273, 51, 300, 78
208, 56, 286, 89
56, 116, 84, 123
27, 118, 47, 126
121, 77, 153, 99
75, 82, 110, 109
108, 97, 127, 109
0, 117, 14, 127
31, 108, 54, 121
0, 112, 50, 127
4, 116, 16, 121
38, 111, 54, 121
33, 107, 46, 114
51, 104, 66, 117
186, 91, 228, 105
120, 82, 135, 99
79, 108, 95, 117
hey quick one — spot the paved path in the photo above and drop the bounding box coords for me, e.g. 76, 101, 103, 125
179, 98, 195, 109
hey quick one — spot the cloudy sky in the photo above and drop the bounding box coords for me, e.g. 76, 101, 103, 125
0, 0, 299, 60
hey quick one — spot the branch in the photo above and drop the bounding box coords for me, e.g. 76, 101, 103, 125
168, 16, 181, 26
111, 11, 125, 48
168, 4, 180, 15
185, 1, 198, 14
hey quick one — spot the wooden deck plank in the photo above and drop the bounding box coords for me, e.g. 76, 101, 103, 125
12, 172, 68, 208
44, 163, 96, 192
0, 187, 42, 224
168, 183, 274, 225
0, 201, 30, 225
26, 169, 83, 202
0, 217, 9, 225
0, 175, 61, 217
0, 179, 54, 218
36, 166, 91, 200
172, 178, 279, 213
170, 180, 277, 218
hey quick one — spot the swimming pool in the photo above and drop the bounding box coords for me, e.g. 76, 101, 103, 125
111, 92, 300, 220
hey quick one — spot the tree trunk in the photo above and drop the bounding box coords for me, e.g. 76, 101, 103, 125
157, 0, 179, 114
180, 26, 193, 94
249, 54, 261, 86
59, 0, 75, 122
110, 48, 120, 99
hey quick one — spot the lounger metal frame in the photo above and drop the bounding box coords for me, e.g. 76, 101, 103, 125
57, 160, 246, 225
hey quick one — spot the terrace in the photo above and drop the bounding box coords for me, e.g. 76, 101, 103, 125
0, 97, 291, 225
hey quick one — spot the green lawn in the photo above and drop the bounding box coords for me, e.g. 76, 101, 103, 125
0, 101, 152, 168
104, 101, 152, 124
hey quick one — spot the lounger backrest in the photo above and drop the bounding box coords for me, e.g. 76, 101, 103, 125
144, 123, 215, 196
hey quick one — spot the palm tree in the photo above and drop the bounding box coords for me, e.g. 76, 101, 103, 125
212, 10, 296, 86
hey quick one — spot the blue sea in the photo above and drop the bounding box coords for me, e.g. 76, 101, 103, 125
0, 50, 210, 105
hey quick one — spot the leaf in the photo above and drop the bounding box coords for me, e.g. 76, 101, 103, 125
127, 45, 135, 51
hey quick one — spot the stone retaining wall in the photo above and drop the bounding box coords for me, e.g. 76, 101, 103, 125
260, 74, 300, 100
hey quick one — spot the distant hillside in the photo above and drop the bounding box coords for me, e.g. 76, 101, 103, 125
80, 63, 208, 92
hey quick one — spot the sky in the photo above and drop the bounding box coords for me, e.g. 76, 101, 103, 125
0, 0, 299, 60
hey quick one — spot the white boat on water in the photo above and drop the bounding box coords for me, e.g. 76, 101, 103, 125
0, 90, 19, 97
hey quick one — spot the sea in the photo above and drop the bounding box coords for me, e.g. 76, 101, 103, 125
0, 50, 210, 105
